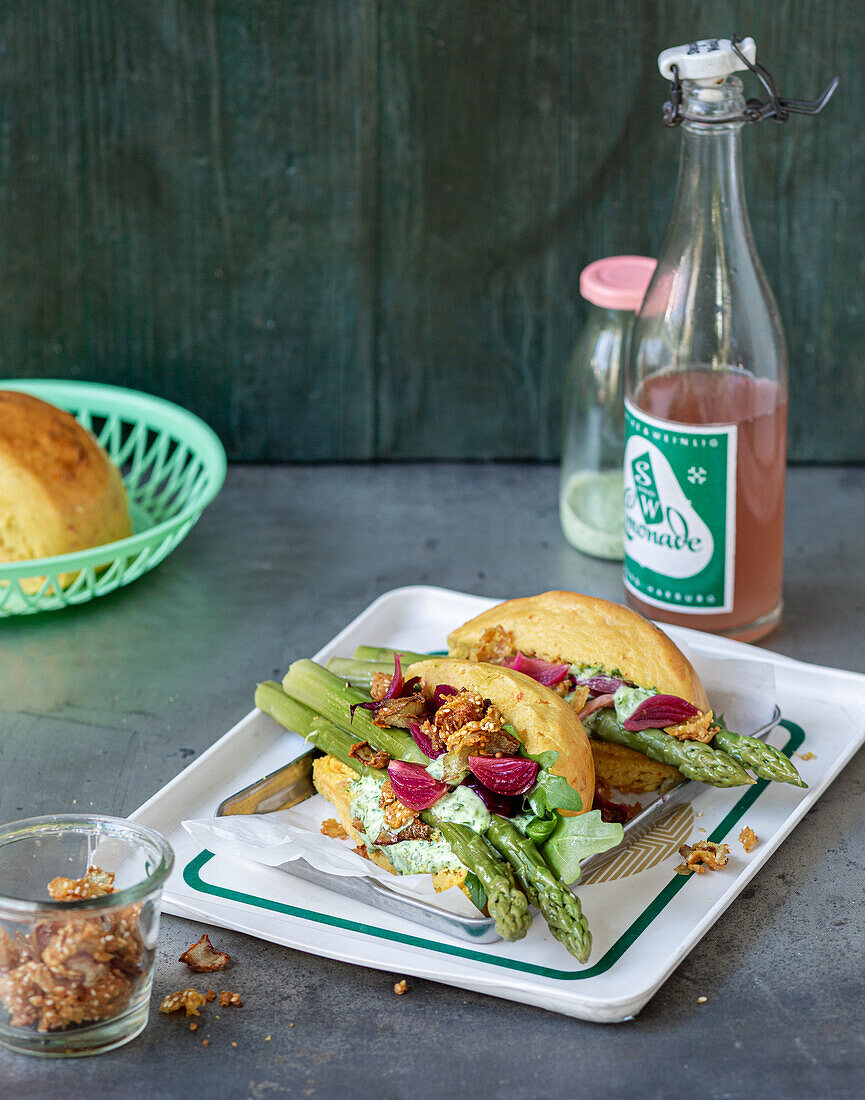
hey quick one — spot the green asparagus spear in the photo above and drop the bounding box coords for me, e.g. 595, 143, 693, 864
485, 816, 592, 962
326, 657, 394, 692
587, 709, 754, 788
255, 680, 365, 757
712, 718, 807, 787
282, 659, 427, 764
352, 645, 435, 665
424, 817, 531, 942
255, 680, 532, 942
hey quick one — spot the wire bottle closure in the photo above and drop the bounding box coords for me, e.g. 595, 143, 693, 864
663, 34, 840, 128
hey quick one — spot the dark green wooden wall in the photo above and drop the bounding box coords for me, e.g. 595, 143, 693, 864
0, 1, 860, 461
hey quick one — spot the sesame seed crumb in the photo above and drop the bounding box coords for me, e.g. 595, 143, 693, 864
697, 996, 708, 1004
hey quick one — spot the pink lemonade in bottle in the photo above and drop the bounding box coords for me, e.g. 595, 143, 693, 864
625, 367, 786, 641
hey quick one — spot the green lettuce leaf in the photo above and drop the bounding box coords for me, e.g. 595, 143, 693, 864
524, 812, 557, 844
522, 747, 583, 815
540, 811, 624, 885
528, 773, 583, 816
525, 748, 558, 770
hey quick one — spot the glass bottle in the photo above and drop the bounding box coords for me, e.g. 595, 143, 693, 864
624, 41, 788, 642
560, 256, 656, 560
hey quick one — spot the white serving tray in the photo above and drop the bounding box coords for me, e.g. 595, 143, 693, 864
131, 586, 865, 1022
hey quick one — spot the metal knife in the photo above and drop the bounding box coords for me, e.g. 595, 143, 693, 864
217, 750, 316, 817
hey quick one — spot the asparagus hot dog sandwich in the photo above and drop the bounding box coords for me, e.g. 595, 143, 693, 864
255, 654, 624, 962
445, 591, 805, 793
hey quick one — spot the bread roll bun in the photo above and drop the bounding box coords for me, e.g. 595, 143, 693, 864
407, 657, 594, 813
447, 590, 709, 709
0, 391, 131, 586
589, 740, 681, 794
447, 591, 711, 794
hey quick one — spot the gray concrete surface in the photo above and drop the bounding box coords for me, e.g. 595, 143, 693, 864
1, 463, 863, 1099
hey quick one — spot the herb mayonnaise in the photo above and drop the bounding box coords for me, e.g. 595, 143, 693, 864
347, 775, 464, 875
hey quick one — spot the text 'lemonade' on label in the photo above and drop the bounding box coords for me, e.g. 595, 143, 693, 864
623, 400, 737, 614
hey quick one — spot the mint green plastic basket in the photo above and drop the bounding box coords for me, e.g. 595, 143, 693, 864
0, 379, 227, 616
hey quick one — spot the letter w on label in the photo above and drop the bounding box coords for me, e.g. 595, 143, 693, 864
631, 453, 663, 525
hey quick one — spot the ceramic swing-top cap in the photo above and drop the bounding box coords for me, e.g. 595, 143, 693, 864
658, 37, 756, 84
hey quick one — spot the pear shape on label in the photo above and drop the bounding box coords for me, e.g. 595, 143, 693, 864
623, 438, 713, 579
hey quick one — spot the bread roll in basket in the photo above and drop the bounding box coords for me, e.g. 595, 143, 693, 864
0, 390, 131, 590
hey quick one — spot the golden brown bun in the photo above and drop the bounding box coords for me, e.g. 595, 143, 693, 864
447, 590, 709, 709
407, 657, 594, 814
0, 391, 131, 586
590, 741, 681, 794
311, 755, 466, 893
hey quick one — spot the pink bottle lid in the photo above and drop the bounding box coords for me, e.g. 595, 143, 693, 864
579, 255, 657, 311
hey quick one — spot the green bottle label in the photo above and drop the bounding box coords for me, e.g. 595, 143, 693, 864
623, 400, 737, 614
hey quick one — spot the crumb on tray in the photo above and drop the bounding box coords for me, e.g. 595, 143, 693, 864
320, 818, 348, 840
738, 826, 759, 853
675, 840, 730, 876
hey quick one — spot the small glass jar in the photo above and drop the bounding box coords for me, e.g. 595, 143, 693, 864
559, 256, 656, 559
0, 815, 173, 1057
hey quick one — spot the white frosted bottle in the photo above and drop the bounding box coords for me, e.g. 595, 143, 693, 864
560, 256, 656, 560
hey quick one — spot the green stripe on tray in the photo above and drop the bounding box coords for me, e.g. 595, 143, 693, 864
182, 720, 805, 980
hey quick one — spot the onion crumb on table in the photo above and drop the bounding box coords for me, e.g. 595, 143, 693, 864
160, 989, 207, 1017
179, 934, 231, 973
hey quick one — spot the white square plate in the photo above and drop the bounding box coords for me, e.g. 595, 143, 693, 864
131, 586, 865, 1022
